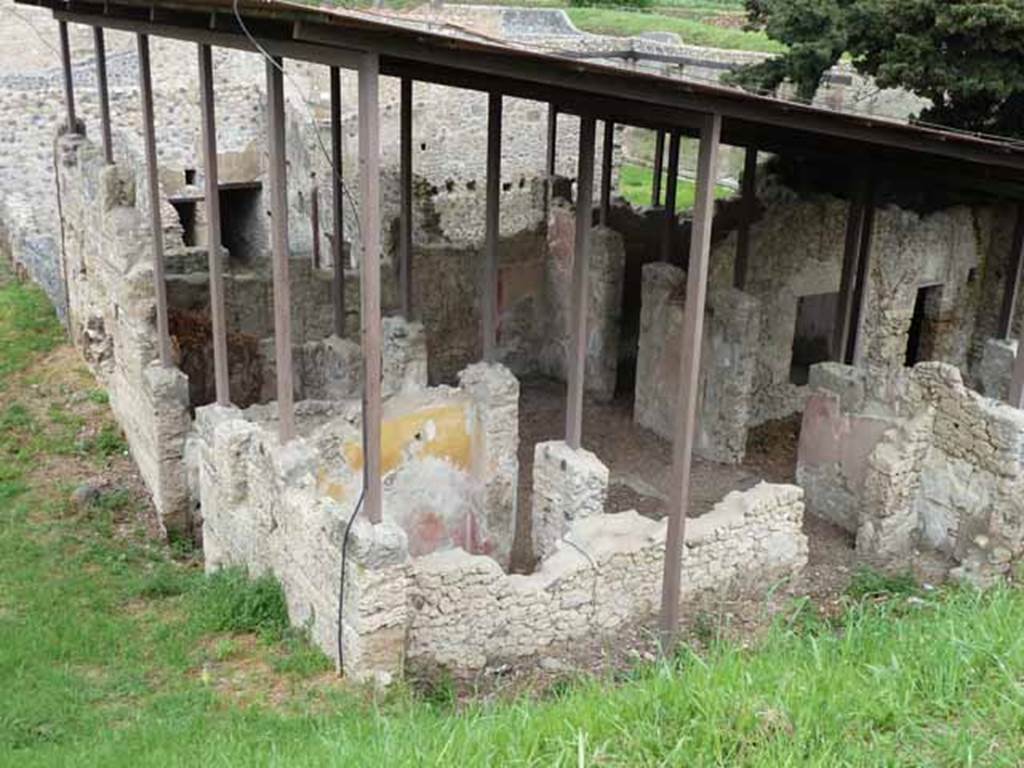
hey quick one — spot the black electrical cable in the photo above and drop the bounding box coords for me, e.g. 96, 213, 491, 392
336, 487, 365, 675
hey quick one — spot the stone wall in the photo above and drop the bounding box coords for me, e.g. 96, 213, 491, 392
408, 482, 807, 672
196, 362, 520, 679
56, 133, 193, 534
798, 361, 1024, 585
635, 262, 759, 463
538, 203, 625, 401
199, 383, 806, 678
707, 185, 994, 428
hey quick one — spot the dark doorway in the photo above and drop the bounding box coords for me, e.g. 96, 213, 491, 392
790, 292, 839, 385
905, 284, 944, 367
219, 183, 265, 262
169, 199, 198, 247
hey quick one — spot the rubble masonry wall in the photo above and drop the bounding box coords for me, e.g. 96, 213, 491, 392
798, 361, 1024, 584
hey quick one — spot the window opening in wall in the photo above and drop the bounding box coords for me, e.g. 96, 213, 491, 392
184, 168, 197, 186
169, 199, 198, 247
219, 182, 265, 262
905, 283, 944, 367
790, 292, 839, 385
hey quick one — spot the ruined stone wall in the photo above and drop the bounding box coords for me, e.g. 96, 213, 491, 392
707, 186, 991, 428
538, 203, 625, 401
408, 482, 807, 672
798, 361, 1024, 584
635, 262, 759, 463
196, 362, 520, 680
198, 383, 806, 678
56, 133, 192, 534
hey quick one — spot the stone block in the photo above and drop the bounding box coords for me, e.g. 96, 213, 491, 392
531, 440, 609, 560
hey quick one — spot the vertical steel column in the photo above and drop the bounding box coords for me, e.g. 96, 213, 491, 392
482, 92, 502, 362
198, 44, 230, 406
58, 21, 77, 133
330, 67, 345, 338
1010, 333, 1024, 408
658, 112, 722, 649
661, 131, 681, 262
311, 182, 321, 269
545, 105, 558, 183
93, 27, 113, 163
848, 183, 877, 366
137, 34, 172, 367
833, 174, 868, 362
565, 116, 597, 450
997, 204, 1024, 339
733, 146, 757, 290
399, 77, 413, 318
599, 119, 613, 226
266, 58, 295, 442
358, 54, 383, 525
651, 129, 665, 207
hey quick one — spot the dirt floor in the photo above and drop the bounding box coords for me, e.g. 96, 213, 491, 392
510, 376, 848, 577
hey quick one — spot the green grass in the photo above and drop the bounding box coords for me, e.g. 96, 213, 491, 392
4, 269, 1024, 765
620, 162, 735, 208
566, 7, 782, 52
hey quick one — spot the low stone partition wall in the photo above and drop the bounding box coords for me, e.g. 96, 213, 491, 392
198, 379, 807, 679
408, 482, 808, 672
798, 361, 1024, 584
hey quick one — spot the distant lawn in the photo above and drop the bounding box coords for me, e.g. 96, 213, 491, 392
620, 162, 735, 208
566, 7, 783, 52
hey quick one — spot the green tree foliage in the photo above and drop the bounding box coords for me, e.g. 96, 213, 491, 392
731, 0, 1024, 137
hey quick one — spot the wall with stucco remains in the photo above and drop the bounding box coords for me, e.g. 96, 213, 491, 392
195, 362, 520, 678
198, 378, 807, 677
635, 262, 759, 464
798, 361, 1024, 585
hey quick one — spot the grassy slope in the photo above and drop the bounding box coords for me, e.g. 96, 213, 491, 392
3, 268, 1024, 765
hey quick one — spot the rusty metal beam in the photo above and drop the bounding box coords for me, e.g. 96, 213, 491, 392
1011, 335, 1024, 408
358, 53, 383, 524
198, 43, 230, 406
93, 26, 113, 163
997, 204, 1024, 339
546, 104, 558, 183
652, 129, 665, 207
266, 57, 295, 441
565, 116, 596, 450
137, 33, 172, 367
599, 119, 613, 226
733, 146, 757, 290
659, 111, 722, 650
661, 131, 681, 262
482, 91, 502, 362
848, 181, 877, 365
833, 173, 868, 362
311, 182, 321, 269
58, 20, 77, 132
398, 77, 413, 318
330, 66, 345, 338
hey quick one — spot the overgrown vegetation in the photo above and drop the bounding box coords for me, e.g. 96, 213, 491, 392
732, 0, 1024, 136
4, 267, 1024, 764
